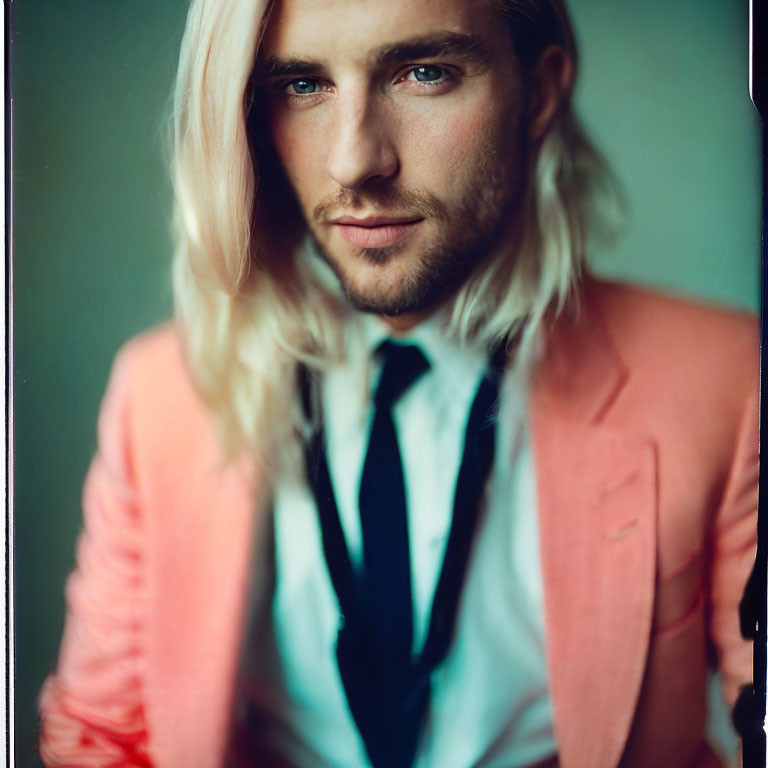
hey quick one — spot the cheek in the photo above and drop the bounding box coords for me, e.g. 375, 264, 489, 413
268, 114, 325, 206
402, 107, 517, 190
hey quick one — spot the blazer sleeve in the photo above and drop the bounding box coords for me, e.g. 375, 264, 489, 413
38, 344, 153, 767
708, 372, 759, 709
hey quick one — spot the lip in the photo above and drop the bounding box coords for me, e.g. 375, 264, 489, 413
332, 216, 424, 249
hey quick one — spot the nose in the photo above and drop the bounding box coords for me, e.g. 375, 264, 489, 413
326, 91, 399, 190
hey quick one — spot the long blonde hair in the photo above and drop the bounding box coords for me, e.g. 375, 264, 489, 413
171, 0, 622, 472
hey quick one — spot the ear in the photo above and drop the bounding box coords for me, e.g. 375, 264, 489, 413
527, 46, 574, 141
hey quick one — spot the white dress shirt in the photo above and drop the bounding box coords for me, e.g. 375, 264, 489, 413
238, 315, 557, 767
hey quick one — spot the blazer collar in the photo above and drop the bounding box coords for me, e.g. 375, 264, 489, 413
530, 282, 658, 768
532, 280, 629, 423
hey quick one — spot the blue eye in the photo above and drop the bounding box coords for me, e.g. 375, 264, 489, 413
412, 65, 446, 83
288, 79, 318, 95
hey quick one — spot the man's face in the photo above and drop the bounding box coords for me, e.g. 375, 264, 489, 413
259, 0, 530, 324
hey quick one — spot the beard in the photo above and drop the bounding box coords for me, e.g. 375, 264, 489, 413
307, 146, 526, 318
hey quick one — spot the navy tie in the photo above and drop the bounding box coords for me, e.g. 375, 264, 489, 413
339, 341, 430, 767
362, 342, 429, 671
300, 340, 506, 768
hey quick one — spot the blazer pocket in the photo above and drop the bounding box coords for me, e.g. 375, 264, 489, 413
652, 550, 704, 636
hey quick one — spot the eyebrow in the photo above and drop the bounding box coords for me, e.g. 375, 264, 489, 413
258, 31, 494, 78
373, 31, 494, 68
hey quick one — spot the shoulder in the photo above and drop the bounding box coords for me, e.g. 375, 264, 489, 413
98, 323, 225, 489
584, 277, 758, 391
109, 322, 193, 404
587, 277, 757, 354
573, 278, 759, 487
107, 321, 210, 417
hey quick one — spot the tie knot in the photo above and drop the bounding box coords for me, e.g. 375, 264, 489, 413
373, 341, 430, 409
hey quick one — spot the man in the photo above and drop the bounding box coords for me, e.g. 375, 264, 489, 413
38, 0, 757, 766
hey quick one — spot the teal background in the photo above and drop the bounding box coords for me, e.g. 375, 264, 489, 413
12, 2, 760, 765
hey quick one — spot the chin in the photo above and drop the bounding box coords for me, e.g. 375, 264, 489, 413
311, 229, 471, 318
314, 239, 415, 312
340, 267, 423, 316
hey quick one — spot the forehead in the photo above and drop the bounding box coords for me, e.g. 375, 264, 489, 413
262, 0, 503, 63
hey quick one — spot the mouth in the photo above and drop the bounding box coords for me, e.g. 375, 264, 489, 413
331, 215, 424, 249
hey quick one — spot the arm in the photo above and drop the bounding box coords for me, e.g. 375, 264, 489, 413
708, 378, 759, 716
39, 347, 152, 767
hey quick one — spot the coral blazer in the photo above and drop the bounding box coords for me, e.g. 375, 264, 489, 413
39, 279, 758, 768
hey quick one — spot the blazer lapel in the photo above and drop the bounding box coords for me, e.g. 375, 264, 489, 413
530, 294, 657, 768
